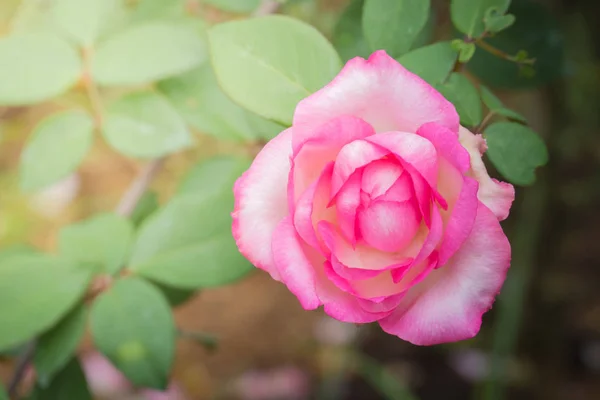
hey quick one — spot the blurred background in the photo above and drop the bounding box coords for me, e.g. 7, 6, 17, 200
1, 0, 599, 399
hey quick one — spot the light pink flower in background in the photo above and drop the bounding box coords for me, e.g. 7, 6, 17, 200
232, 51, 514, 345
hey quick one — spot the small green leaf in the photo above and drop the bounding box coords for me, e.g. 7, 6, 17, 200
34, 304, 87, 387
0, 33, 82, 105
203, 0, 260, 13
332, 0, 370, 62
150, 281, 196, 307
397, 41, 458, 85
362, 0, 431, 58
467, 0, 564, 88
50, 0, 122, 46
208, 15, 341, 125
158, 64, 283, 142
0, 255, 92, 350
176, 156, 251, 197
483, 7, 515, 33
129, 0, 187, 23
458, 42, 476, 63
92, 21, 206, 86
59, 213, 134, 275
480, 85, 526, 122
130, 185, 253, 289
0, 245, 38, 264
90, 277, 175, 389
19, 110, 94, 192
484, 122, 548, 186
131, 191, 160, 228
436, 73, 483, 127
451, 0, 510, 38
102, 92, 192, 159
29, 358, 92, 400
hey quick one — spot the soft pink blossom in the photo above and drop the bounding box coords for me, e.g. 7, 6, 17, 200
232, 51, 514, 345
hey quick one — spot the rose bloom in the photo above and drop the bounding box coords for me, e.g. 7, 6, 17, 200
232, 51, 514, 345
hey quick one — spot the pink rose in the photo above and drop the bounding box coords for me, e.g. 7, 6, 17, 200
232, 51, 514, 345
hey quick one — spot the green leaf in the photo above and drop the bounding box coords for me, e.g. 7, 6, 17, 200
484, 122, 548, 186
92, 21, 206, 86
90, 277, 175, 389
362, 0, 431, 58
332, 0, 370, 62
0, 33, 82, 105
467, 0, 564, 88
130, 186, 253, 289
102, 91, 192, 159
0, 245, 38, 264
158, 64, 283, 142
436, 73, 483, 127
29, 358, 92, 400
176, 156, 251, 197
208, 15, 342, 125
353, 353, 418, 400
458, 42, 476, 63
34, 304, 87, 387
0, 255, 92, 350
19, 110, 94, 192
0, 383, 6, 400
50, 0, 122, 46
203, 0, 260, 13
483, 7, 515, 33
129, 0, 187, 23
59, 213, 134, 275
479, 85, 526, 122
150, 281, 196, 307
450, 0, 510, 38
131, 191, 160, 228
397, 41, 457, 85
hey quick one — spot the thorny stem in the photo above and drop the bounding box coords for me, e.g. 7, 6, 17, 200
475, 39, 536, 65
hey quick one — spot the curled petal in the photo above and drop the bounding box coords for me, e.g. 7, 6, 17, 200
379, 203, 511, 345
232, 129, 293, 280
361, 159, 404, 198
331, 140, 389, 197
459, 126, 515, 221
335, 171, 362, 244
293, 50, 458, 141
417, 122, 470, 174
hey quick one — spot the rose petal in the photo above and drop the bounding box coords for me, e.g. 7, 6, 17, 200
379, 203, 511, 345
293, 50, 458, 142
331, 140, 389, 197
361, 159, 404, 198
417, 122, 470, 173
232, 128, 293, 280
272, 216, 322, 310
459, 126, 515, 221
335, 171, 362, 245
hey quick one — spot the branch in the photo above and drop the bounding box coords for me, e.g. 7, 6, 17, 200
7, 342, 36, 399
475, 39, 536, 65
115, 157, 165, 217
81, 47, 104, 128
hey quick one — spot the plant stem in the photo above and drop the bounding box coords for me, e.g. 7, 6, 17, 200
81, 47, 104, 129
115, 157, 165, 217
7, 342, 36, 399
477, 112, 496, 134
475, 40, 536, 65
253, 0, 280, 17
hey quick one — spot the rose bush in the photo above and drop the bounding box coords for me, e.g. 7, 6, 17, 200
232, 51, 515, 345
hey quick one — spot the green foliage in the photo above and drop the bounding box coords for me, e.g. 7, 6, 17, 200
208, 15, 341, 125
0, 383, 6, 400
467, 0, 564, 88
130, 0, 187, 22
437, 73, 483, 127
0, 254, 92, 350
397, 41, 457, 85
159, 63, 283, 142
451, 0, 511, 38
50, 0, 122, 46
480, 85, 526, 122
451, 39, 477, 63
151, 281, 197, 307
103, 91, 192, 158
19, 110, 94, 192
90, 277, 175, 389
92, 20, 206, 86
129, 156, 253, 289
131, 191, 161, 228
204, 0, 261, 13
59, 213, 134, 275
0, 33, 82, 105
34, 304, 87, 387
362, 0, 431, 58
484, 122, 548, 186
483, 6, 515, 34
332, 0, 370, 62
28, 358, 92, 400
